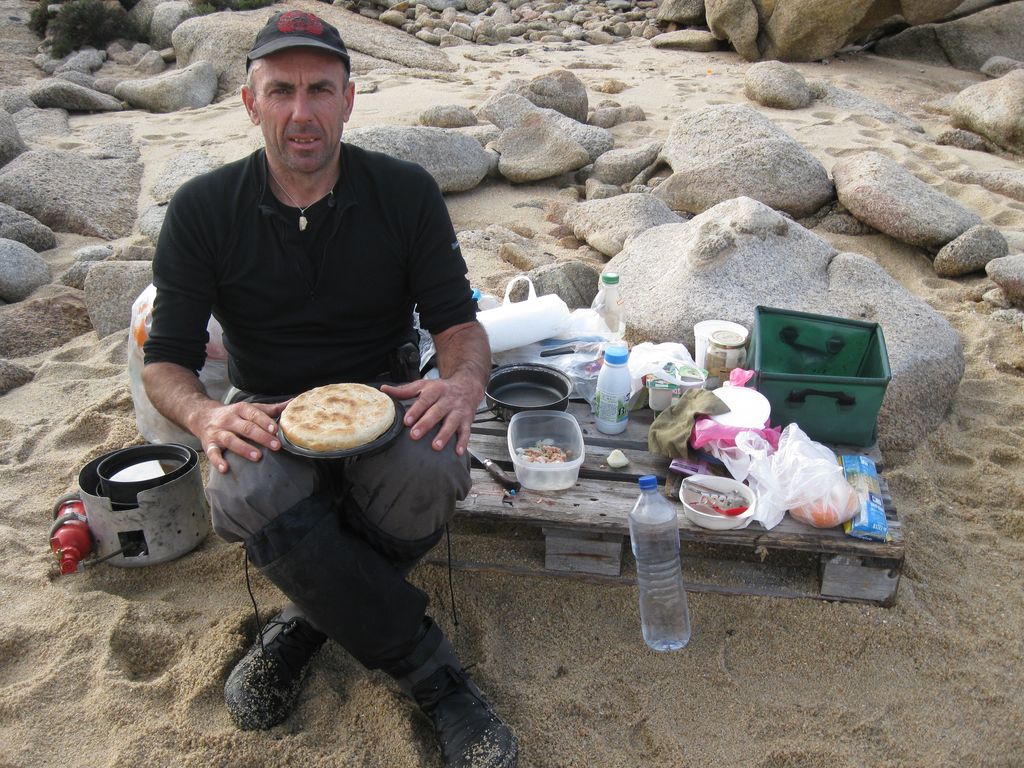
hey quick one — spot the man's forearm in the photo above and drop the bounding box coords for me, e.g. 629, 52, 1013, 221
142, 361, 221, 438
433, 321, 491, 387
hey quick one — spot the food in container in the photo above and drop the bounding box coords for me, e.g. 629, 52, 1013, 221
679, 475, 757, 530
517, 442, 569, 463
704, 329, 748, 383
506, 410, 585, 491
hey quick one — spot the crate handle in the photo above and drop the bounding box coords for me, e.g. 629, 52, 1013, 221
778, 327, 846, 356
786, 388, 856, 409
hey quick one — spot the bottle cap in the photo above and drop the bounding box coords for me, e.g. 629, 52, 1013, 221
604, 344, 628, 365
601, 273, 619, 285
638, 475, 657, 490
471, 288, 481, 301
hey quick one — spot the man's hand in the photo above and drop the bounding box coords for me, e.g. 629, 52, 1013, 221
380, 320, 490, 455
382, 371, 483, 455
142, 361, 288, 474
192, 400, 289, 474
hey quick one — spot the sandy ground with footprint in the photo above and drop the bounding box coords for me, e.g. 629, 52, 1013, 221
1, 4, 1023, 766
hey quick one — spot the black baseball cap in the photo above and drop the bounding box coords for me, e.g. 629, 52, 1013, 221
247, 10, 350, 71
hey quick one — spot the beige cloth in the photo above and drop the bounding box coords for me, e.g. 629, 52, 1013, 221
648, 389, 730, 458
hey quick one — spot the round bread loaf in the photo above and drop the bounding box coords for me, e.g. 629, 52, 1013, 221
280, 383, 396, 452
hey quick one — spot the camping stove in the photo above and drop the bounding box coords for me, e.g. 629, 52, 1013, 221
54, 444, 210, 573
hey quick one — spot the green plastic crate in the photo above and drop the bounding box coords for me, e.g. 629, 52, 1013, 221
750, 306, 891, 446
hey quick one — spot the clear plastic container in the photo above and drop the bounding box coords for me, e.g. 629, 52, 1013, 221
506, 410, 585, 491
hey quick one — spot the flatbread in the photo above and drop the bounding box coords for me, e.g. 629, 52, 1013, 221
280, 383, 396, 453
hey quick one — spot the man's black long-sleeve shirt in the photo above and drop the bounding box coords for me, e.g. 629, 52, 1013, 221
145, 144, 475, 396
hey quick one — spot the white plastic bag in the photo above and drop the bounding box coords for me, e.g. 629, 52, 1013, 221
128, 284, 229, 447
716, 425, 858, 530
730, 432, 788, 529
774, 425, 858, 528
627, 342, 706, 393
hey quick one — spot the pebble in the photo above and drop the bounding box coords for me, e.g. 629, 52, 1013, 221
340, 0, 662, 47
607, 449, 630, 468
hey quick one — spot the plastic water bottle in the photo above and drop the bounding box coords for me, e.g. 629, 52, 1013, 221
629, 475, 691, 651
471, 287, 500, 312
593, 344, 630, 434
593, 272, 625, 339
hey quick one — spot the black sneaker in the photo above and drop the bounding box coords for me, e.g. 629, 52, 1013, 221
412, 665, 518, 768
224, 606, 327, 730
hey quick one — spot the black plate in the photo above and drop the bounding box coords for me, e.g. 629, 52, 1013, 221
278, 397, 406, 459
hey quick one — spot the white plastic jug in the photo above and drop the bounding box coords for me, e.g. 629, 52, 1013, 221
477, 276, 571, 353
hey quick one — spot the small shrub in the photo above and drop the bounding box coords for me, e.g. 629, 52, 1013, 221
46, 0, 140, 59
29, 0, 50, 36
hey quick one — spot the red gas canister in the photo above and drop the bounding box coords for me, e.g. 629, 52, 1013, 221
49, 494, 93, 575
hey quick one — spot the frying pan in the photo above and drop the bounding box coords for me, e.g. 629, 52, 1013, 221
485, 363, 572, 422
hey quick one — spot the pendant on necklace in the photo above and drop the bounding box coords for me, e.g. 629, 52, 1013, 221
299, 215, 308, 232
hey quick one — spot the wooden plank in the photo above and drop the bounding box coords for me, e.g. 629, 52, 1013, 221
819, 555, 901, 606
468, 432, 669, 483
431, 519, 890, 603
473, 400, 653, 450
424, 547, 824, 601
541, 527, 623, 576
457, 468, 904, 560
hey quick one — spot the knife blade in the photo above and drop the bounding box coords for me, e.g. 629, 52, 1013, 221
467, 447, 521, 494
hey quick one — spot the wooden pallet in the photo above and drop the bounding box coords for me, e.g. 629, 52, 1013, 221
440, 401, 904, 607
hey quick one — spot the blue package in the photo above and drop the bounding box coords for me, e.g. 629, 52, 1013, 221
841, 455, 888, 541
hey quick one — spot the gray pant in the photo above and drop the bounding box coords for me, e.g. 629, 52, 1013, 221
208, 422, 471, 557
206, 420, 471, 668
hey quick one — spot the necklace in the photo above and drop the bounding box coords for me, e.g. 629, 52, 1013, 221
267, 168, 333, 232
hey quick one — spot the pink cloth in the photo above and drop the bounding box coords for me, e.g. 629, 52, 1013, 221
690, 417, 782, 450
728, 368, 755, 387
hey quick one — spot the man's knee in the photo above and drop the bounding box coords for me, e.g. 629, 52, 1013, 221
207, 449, 322, 542
344, 429, 470, 546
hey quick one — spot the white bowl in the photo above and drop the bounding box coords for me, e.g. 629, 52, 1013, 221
679, 474, 757, 530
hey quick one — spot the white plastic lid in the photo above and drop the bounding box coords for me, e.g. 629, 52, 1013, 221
710, 386, 771, 428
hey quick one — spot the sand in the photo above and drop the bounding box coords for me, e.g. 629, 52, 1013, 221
1, 6, 1023, 767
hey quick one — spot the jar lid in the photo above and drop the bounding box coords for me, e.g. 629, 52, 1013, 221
710, 329, 745, 348
601, 273, 619, 285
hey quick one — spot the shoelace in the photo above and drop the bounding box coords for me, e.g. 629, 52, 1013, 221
243, 548, 323, 679
417, 666, 498, 759
446, 523, 460, 627
417, 664, 482, 710
243, 548, 296, 665
243, 547, 264, 646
